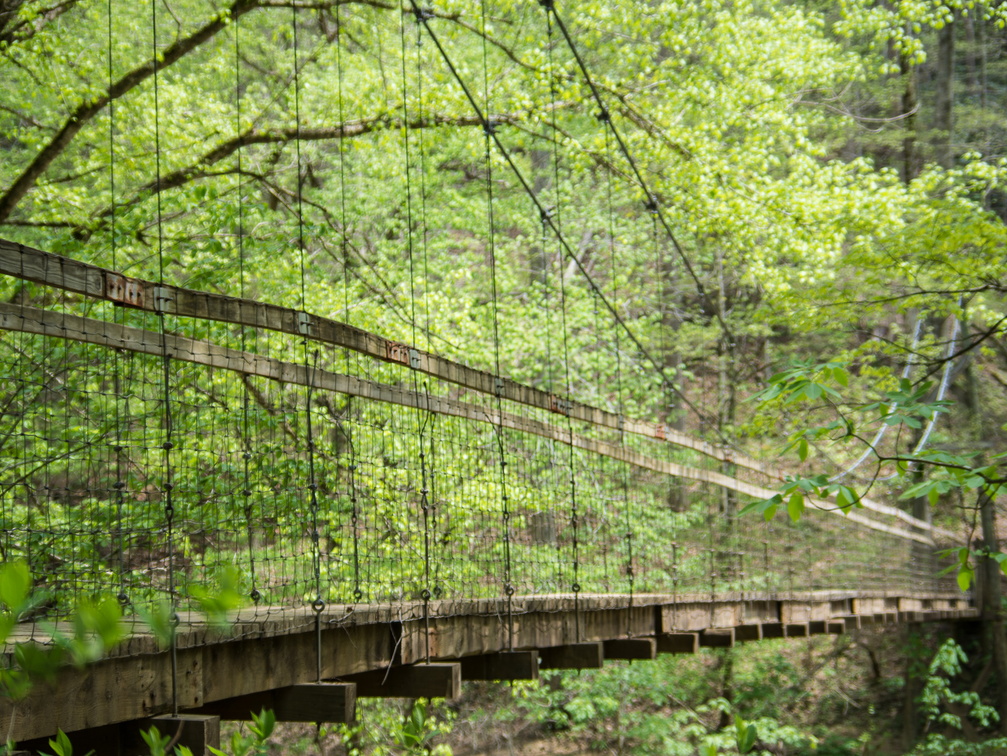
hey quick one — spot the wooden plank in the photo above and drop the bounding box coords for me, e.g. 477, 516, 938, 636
785, 623, 809, 638
734, 624, 762, 642
459, 652, 539, 681
343, 663, 461, 700
699, 629, 735, 648
656, 633, 699, 655
603, 638, 656, 660
760, 622, 785, 639
191, 683, 356, 723
539, 643, 604, 670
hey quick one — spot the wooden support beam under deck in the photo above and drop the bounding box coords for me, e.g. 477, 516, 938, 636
539, 643, 604, 670
603, 638, 656, 660
734, 624, 762, 643
760, 623, 785, 639
459, 652, 539, 681
343, 663, 461, 700
190, 683, 356, 723
656, 633, 698, 655
699, 628, 735, 648
785, 623, 809, 638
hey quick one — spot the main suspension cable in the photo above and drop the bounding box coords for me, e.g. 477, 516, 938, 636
406, 1, 715, 433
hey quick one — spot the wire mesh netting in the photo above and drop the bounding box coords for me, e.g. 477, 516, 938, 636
0, 242, 959, 641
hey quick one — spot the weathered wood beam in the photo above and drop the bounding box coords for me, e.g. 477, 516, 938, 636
539, 643, 604, 670
734, 624, 762, 643
656, 633, 699, 654
458, 652, 539, 681
760, 622, 785, 639
699, 629, 735, 648
603, 638, 656, 660
343, 663, 461, 700
190, 683, 356, 723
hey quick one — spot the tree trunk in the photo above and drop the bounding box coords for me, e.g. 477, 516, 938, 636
934, 16, 955, 169
978, 489, 1007, 734
900, 46, 919, 183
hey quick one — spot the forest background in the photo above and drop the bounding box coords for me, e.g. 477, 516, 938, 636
2, 0, 1007, 753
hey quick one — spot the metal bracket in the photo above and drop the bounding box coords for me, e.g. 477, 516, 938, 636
386, 341, 410, 365
152, 286, 173, 314
549, 394, 571, 415
408, 349, 422, 370
105, 273, 144, 307
298, 312, 313, 336
495, 377, 505, 398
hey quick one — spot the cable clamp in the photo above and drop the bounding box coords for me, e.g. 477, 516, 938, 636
539, 205, 556, 223
297, 311, 313, 336
643, 197, 659, 214
549, 394, 570, 415
408, 348, 422, 369
537, 0, 554, 8
413, 6, 434, 21
596, 108, 610, 123
483, 120, 497, 136
494, 377, 505, 397
152, 285, 174, 314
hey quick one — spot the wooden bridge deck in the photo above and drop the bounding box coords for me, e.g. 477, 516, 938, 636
2, 590, 976, 747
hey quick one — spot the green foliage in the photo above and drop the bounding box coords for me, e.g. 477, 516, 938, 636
209, 708, 275, 756
905, 640, 1007, 755
39, 729, 94, 756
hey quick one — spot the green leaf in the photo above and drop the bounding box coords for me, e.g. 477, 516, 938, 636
957, 566, 974, 592
787, 492, 805, 522
45, 729, 73, 756
0, 561, 31, 613
797, 437, 809, 462
734, 714, 758, 753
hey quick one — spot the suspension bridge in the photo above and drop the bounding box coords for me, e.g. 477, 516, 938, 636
0, 237, 973, 752
0, 0, 982, 752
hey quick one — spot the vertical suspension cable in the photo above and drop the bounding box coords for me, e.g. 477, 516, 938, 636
107, 0, 129, 611
400, 3, 433, 662
150, 0, 179, 717
603, 125, 635, 631
233, 11, 260, 606
333, 0, 362, 607
290, 2, 324, 680
476, 0, 515, 649
542, 6, 580, 636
